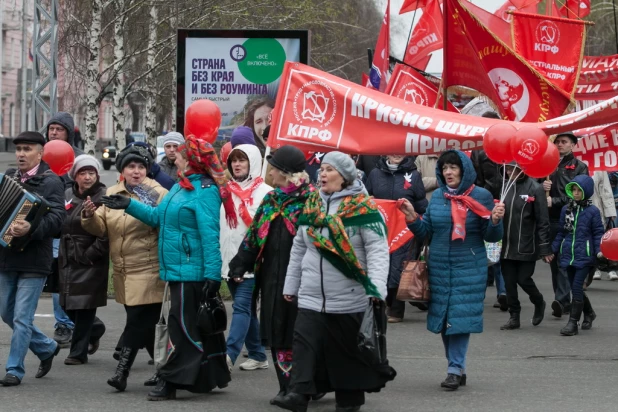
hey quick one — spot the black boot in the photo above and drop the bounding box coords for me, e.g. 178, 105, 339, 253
147, 378, 176, 401
582, 294, 596, 330
500, 312, 520, 330
532, 300, 546, 326
107, 347, 137, 391
144, 372, 159, 386
336, 406, 361, 412
560, 301, 583, 336
270, 355, 291, 405
273, 392, 309, 412
440, 373, 463, 390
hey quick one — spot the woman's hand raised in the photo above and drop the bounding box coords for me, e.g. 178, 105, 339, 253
82, 196, 97, 218
398, 198, 418, 223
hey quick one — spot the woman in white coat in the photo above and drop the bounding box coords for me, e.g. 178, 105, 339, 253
220, 144, 273, 370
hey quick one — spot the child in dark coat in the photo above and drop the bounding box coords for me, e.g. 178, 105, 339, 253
552, 175, 605, 336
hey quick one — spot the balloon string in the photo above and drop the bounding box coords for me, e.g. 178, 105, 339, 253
500, 169, 524, 202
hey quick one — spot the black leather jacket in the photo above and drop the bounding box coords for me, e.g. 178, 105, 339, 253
501, 176, 552, 261
546, 153, 589, 221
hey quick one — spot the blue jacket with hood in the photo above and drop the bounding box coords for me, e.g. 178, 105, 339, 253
125, 174, 222, 283
552, 175, 605, 269
408, 150, 503, 335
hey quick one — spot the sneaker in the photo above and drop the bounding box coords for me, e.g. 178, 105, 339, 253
226, 355, 233, 372
593, 270, 602, 280
239, 359, 269, 371
609, 271, 618, 281
53, 325, 72, 345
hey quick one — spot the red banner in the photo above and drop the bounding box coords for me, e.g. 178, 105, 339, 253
374, 199, 414, 253
267, 61, 618, 157
576, 55, 618, 100
512, 12, 586, 97
571, 124, 618, 172
444, 0, 572, 122
403, 0, 443, 67
386, 64, 458, 112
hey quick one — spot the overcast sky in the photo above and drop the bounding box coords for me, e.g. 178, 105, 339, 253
374, 0, 503, 73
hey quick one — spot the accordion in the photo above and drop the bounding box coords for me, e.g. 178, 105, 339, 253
0, 172, 49, 251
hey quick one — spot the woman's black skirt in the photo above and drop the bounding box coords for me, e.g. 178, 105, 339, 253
290, 308, 396, 395
158, 281, 231, 393
123, 303, 161, 351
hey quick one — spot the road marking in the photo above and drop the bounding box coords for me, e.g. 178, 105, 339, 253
34, 314, 54, 317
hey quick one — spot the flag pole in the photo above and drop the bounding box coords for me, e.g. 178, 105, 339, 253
546, 0, 552, 16
442, 0, 448, 110
613, 0, 618, 54
403, 0, 421, 61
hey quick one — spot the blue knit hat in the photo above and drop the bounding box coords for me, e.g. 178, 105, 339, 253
231, 126, 255, 147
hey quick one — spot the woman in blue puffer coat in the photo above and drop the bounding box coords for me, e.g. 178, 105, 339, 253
552, 174, 604, 336
399, 150, 504, 391
101, 136, 234, 401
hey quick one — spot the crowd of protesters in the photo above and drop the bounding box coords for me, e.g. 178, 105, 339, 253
0, 108, 615, 412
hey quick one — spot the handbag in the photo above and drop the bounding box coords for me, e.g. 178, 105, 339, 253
196, 283, 227, 336
154, 282, 170, 370
357, 300, 387, 366
485, 241, 502, 266
396, 244, 430, 303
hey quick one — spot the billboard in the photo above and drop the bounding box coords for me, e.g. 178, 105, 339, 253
176, 29, 310, 141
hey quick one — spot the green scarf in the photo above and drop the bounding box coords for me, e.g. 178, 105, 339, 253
298, 191, 386, 298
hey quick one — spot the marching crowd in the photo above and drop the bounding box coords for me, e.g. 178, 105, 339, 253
0, 107, 616, 412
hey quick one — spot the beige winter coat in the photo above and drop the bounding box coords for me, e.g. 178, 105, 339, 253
415, 155, 440, 200
591, 171, 617, 224
81, 177, 168, 306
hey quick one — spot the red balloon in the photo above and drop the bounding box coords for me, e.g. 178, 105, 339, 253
483, 123, 517, 164
509, 126, 549, 166
185, 100, 222, 144
601, 228, 618, 260
220, 142, 232, 164
42, 140, 75, 175
521, 143, 559, 178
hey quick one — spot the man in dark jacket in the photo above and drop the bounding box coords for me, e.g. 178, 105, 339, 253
542, 132, 589, 318
45, 112, 83, 344
0, 131, 66, 386
498, 163, 552, 330
157, 132, 183, 181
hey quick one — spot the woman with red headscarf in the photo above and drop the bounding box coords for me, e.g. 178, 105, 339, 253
100, 135, 235, 401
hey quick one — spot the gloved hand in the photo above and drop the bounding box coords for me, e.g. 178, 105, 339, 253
101, 195, 131, 210
203, 279, 221, 299
228, 262, 246, 280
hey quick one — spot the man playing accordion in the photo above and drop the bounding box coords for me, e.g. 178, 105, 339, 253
0, 131, 66, 386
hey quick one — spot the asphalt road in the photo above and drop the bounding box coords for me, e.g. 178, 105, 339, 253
1, 152, 618, 411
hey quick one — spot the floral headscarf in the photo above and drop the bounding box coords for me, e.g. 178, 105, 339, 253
178, 135, 238, 228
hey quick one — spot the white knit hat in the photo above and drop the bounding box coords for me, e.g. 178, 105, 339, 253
69, 154, 101, 180
161, 132, 184, 147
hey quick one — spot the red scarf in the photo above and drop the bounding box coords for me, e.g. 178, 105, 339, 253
227, 177, 264, 226
443, 185, 491, 241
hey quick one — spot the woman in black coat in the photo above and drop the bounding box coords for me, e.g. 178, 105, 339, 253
366, 155, 427, 323
59, 155, 109, 365
228, 146, 316, 405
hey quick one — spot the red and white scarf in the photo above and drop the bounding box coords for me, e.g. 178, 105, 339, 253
443, 185, 491, 241
227, 177, 264, 226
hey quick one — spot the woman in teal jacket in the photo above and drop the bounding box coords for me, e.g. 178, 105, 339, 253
101, 135, 236, 401
399, 150, 504, 391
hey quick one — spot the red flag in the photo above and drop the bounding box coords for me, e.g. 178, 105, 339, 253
386, 64, 459, 112
403, 0, 443, 67
494, 0, 540, 24
512, 11, 586, 97
560, 0, 591, 18
362, 73, 375, 89
370, 0, 390, 91
399, 0, 442, 14
443, 0, 572, 122
462, 1, 511, 44
550, 0, 561, 16
373, 199, 414, 253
